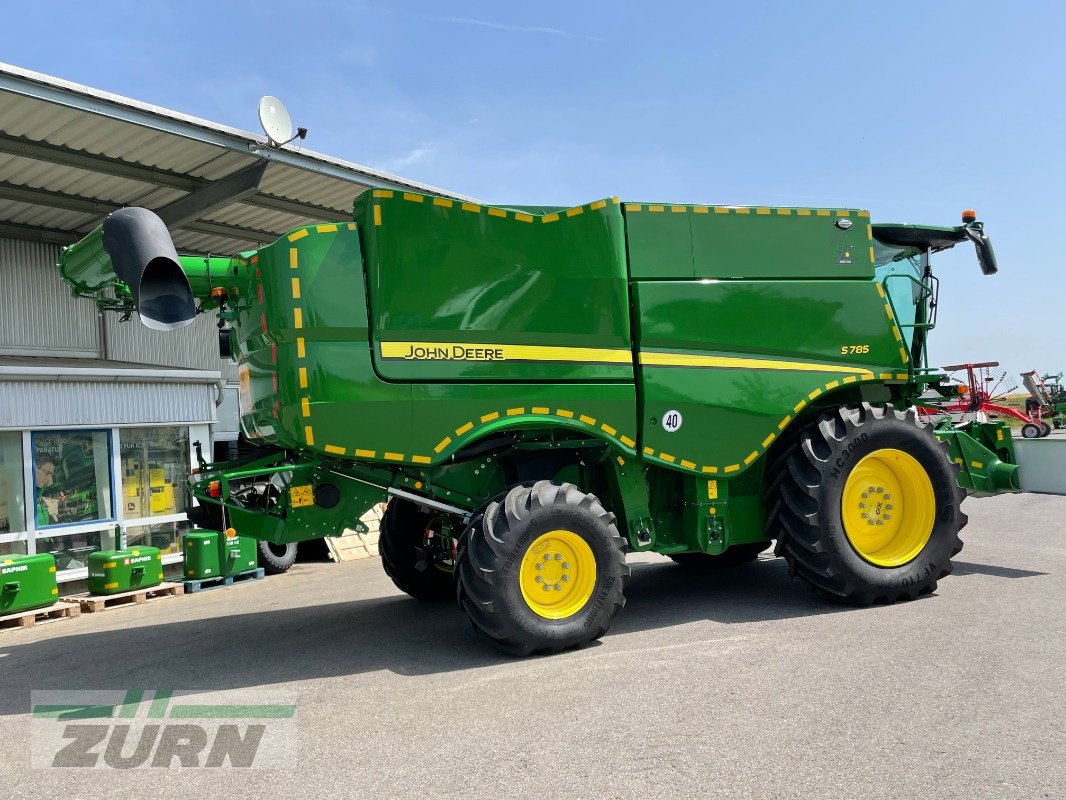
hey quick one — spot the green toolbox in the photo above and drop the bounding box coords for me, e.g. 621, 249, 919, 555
219, 530, 257, 577
0, 553, 59, 614
87, 548, 163, 595
183, 530, 221, 580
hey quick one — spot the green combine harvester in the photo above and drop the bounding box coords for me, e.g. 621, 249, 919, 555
56, 194, 1043, 654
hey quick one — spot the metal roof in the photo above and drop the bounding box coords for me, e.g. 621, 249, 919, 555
0, 355, 221, 383
0, 62, 470, 254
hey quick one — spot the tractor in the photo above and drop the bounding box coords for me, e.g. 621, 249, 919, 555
56, 196, 1033, 655
1021, 370, 1066, 431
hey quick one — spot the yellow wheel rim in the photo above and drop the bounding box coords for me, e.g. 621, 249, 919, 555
841, 448, 936, 567
519, 530, 598, 619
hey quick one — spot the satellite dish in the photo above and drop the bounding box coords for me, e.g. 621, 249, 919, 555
258, 96, 293, 145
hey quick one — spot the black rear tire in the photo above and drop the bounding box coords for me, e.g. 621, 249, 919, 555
379, 499, 455, 602
258, 541, 298, 574
1021, 422, 1042, 439
456, 481, 629, 656
766, 403, 966, 605
669, 542, 769, 568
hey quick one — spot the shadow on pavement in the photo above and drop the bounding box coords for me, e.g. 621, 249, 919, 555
0, 556, 893, 714
950, 561, 1048, 579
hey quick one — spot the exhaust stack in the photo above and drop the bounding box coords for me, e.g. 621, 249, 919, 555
59, 207, 197, 330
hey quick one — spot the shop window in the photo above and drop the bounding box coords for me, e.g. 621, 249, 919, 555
37, 528, 113, 573
0, 540, 28, 557
0, 431, 25, 535
125, 520, 190, 556
120, 427, 190, 521
32, 430, 113, 529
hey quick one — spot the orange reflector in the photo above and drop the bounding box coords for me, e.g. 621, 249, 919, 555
957, 385, 968, 395
961, 209, 976, 223
208, 480, 221, 498
225, 527, 237, 538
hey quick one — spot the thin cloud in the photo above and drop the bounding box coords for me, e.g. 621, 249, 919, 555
381, 145, 435, 171
418, 15, 605, 43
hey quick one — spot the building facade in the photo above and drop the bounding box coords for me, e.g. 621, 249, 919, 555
0, 237, 231, 580
0, 63, 463, 581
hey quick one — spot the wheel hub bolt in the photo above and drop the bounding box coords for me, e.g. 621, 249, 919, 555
883, 494, 892, 500
861, 513, 869, 519
555, 553, 562, 561
562, 575, 569, 582
543, 554, 551, 561
867, 520, 875, 526
875, 520, 884, 526
535, 576, 543, 583
554, 584, 562, 591
563, 562, 570, 569
542, 584, 551, 591
536, 563, 542, 570
885, 504, 894, 510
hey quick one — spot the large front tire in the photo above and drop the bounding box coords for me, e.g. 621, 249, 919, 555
456, 481, 629, 656
766, 403, 966, 605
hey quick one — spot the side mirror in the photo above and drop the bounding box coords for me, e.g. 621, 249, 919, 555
962, 221, 998, 276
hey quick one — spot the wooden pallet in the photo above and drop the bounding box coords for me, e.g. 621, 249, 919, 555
183, 567, 265, 594
0, 601, 81, 630
62, 582, 184, 613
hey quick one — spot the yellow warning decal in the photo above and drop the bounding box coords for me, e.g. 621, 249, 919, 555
290, 485, 314, 508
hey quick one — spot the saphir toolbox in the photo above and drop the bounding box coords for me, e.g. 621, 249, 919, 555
0, 553, 58, 614
87, 548, 163, 595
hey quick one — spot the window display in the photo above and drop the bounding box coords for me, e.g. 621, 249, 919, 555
0, 540, 28, 557
120, 427, 190, 520
125, 520, 190, 556
32, 430, 113, 528
0, 432, 24, 535
36, 528, 112, 572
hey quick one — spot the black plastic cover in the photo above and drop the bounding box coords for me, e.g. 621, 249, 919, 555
102, 207, 196, 330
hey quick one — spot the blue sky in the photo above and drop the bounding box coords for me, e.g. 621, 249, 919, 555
5, 1, 1064, 382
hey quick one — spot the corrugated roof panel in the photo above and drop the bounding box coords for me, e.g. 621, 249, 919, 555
202, 203, 317, 234
0, 93, 82, 138
0, 198, 93, 230
0, 62, 469, 254
0, 158, 153, 200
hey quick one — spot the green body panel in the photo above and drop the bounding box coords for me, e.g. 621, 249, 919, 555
625, 203, 874, 279
183, 530, 221, 580
179, 255, 234, 299
362, 193, 632, 382
635, 279, 908, 473
219, 532, 257, 577
57, 224, 110, 292
0, 553, 58, 614
934, 421, 1020, 495
87, 548, 163, 595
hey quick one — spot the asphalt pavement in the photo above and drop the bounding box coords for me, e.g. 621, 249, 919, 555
0, 491, 1062, 799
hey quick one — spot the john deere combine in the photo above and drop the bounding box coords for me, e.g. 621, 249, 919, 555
58, 194, 1027, 654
